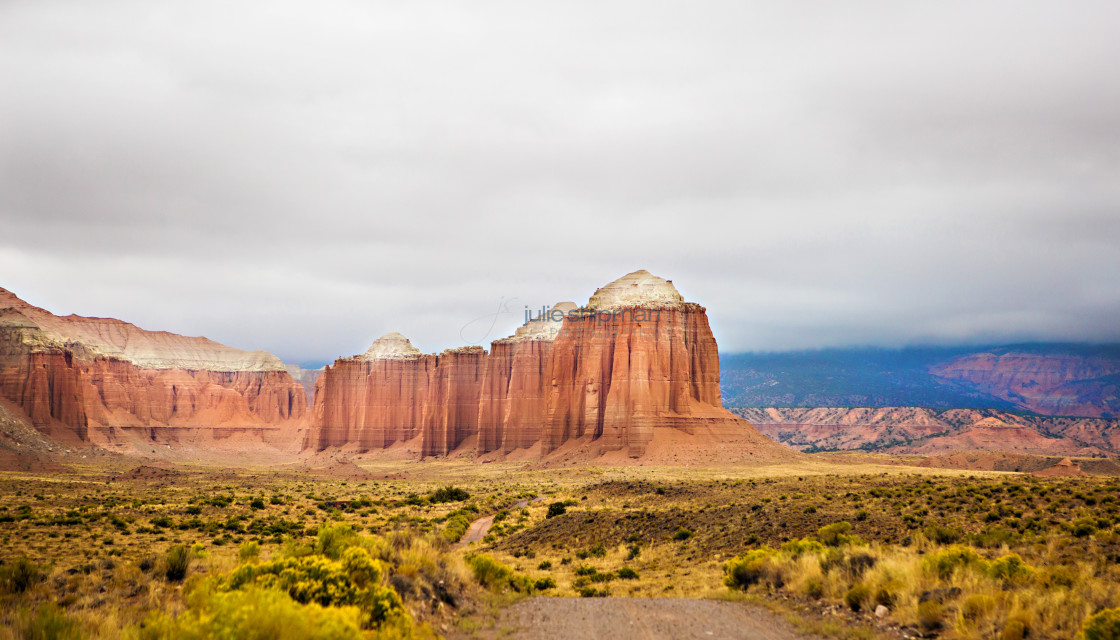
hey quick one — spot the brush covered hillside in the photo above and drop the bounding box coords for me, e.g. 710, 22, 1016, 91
720, 343, 1120, 418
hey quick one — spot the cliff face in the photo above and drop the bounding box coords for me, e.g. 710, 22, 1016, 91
309, 336, 487, 457
420, 347, 486, 457
306, 271, 791, 463
0, 288, 307, 444
541, 304, 728, 457
308, 334, 431, 452
477, 302, 572, 455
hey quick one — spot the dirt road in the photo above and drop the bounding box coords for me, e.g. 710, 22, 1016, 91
500, 597, 816, 640
457, 497, 544, 547
458, 513, 496, 546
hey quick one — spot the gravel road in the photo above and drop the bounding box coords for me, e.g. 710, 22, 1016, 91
501, 597, 817, 640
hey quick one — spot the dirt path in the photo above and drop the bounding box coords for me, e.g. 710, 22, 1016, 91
458, 513, 496, 546
499, 597, 817, 640
457, 497, 544, 547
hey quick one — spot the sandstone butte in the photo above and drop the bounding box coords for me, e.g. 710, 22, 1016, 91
0, 287, 307, 448
307, 271, 794, 463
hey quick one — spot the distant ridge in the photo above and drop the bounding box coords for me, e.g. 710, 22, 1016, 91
720, 343, 1120, 418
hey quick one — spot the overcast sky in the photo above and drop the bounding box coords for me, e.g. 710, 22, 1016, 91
2, 1, 1119, 366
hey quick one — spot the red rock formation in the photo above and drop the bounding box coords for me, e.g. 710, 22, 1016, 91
0, 288, 307, 444
285, 365, 324, 405
307, 271, 791, 463
309, 335, 486, 457
478, 302, 573, 455
420, 347, 486, 457
308, 333, 432, 451
540, 271, 768, 459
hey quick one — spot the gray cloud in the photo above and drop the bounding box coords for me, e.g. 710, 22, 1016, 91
2, 0, 1119, 365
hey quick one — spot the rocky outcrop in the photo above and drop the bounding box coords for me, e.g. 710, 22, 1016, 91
477, 302, 573, 455
540, 272, 738, 458
0, 288, 307, 445
307, 271, 789, 463
309, 334, 488, 457
420, 347, 486, 457
308, 333, 432, 452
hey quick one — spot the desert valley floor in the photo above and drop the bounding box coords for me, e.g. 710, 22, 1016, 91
3, 450, 1120, 640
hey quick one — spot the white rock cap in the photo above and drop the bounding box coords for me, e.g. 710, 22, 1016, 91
504, 301, 577, 342
360, 332, 422, 360
587, 270, 685, 310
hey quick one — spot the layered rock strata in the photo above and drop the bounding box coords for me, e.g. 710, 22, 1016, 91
478, 302, 574, 454
308, 270, 780, 461
0, 288, 307, 444
540, 272, 741, 457
308, 334, 486, 456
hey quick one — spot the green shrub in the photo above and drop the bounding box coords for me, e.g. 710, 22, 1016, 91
617, 567, 639, 580
805, 579, 824, 599
924, 524, 963, 544
441, 514, 471, 543
316, 524, 359, 560
466, 554, 513, 592
139, 583, 365, 640
818, 522, 858, 546
537, 560, 552, 570
228, 548, 399, 627
239, 540, 261, 563
1073, 518, 1098, 538
1035, 565, 1077, 589
534, 577, 556, 591
1, 557, 41, 594
165, 545, 191, 582
19, 602, 81, 640
1082, 607, 1120, 640
724, 548, 780, 590
546, 502, 566, 518
781, 538, 824, 557
845, 584, 870, 612
988, 553, 1034, 584
875, 583, 899, 609
429, 486, 470, 503
922, 546, 987, 579
250, 498, 266, 510
673, 528, 693, 541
